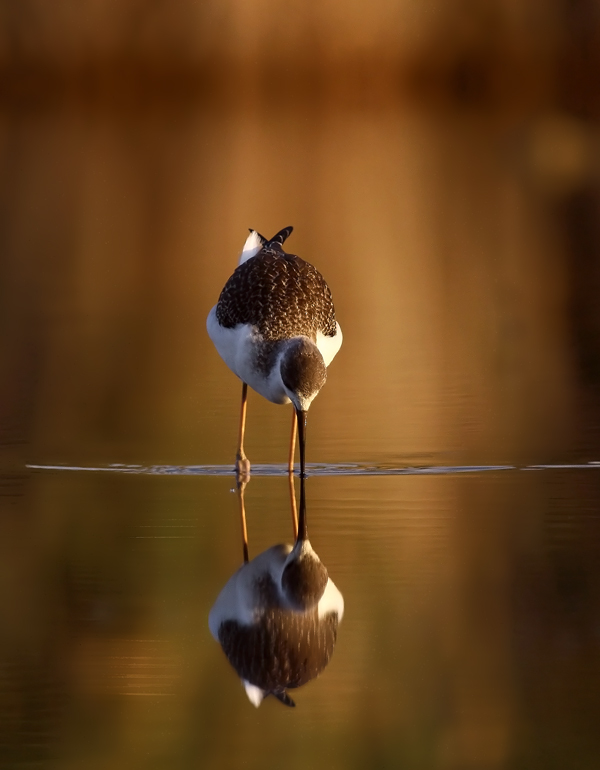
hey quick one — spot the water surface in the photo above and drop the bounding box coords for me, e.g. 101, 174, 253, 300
3, 465, 600, 769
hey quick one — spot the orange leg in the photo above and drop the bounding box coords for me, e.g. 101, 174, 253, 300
236, 382, 251, 481
287, 407, 299, 537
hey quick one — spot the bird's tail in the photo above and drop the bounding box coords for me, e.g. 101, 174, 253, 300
272, 689, 296, 707
267, 226, 294, 246
239, 226, 294, 264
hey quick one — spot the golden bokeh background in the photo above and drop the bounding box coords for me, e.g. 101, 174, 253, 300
1, 2, 600, 769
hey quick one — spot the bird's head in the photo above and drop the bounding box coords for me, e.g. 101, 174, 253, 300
281, 538, 329, 611
279, 338, 327, 412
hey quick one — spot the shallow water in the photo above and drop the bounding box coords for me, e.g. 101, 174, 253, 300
2, 50, 600, 770
3, 464, 600, 770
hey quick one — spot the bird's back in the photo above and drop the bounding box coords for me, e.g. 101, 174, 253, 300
215, 249, 338, 342
217, 607, 339, 692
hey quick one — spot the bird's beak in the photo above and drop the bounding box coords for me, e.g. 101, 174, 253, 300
295, 409, 308, 541
295, 408, 308, 480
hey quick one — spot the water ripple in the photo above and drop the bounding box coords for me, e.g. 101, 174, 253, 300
23, 461, 600, 477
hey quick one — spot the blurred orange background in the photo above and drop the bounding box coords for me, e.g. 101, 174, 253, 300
1, 3, 600, 770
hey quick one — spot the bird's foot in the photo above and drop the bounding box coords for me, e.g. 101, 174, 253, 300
236, 453, 251, 483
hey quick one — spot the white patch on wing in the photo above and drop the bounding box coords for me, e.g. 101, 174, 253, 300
239, 231, 263, 264
317, 577, 345, 621
316, 322, 343, 367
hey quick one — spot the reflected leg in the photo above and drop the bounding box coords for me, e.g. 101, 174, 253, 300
287, 407, 297, 475
238, 479, 249, 564
288, 473, 298, 541
236, 382, 251, 481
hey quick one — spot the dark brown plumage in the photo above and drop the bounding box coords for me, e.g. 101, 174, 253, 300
215, 246, 338, 340
217, 609, 339, 696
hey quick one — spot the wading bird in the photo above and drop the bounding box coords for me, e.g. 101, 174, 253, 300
207, 226, 342, 479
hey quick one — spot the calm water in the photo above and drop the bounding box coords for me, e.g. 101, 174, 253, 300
2, 58, 600, 770
2, 464, 600, 769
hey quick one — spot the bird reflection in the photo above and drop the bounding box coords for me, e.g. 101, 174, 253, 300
209, 477, 344, 707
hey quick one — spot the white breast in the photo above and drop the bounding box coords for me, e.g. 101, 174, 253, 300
208, 545, 292, 639
207, 307, 291, 404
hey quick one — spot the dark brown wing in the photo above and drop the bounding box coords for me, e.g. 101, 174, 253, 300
217, 610, 339, 692
215, 252, 337, 340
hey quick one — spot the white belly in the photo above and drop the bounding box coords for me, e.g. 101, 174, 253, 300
207, 306, 343, 404
206, 306, 290, 404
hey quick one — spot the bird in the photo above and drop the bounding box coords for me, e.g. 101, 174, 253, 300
208, 477, 344, 707
206, 226, 342, 479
